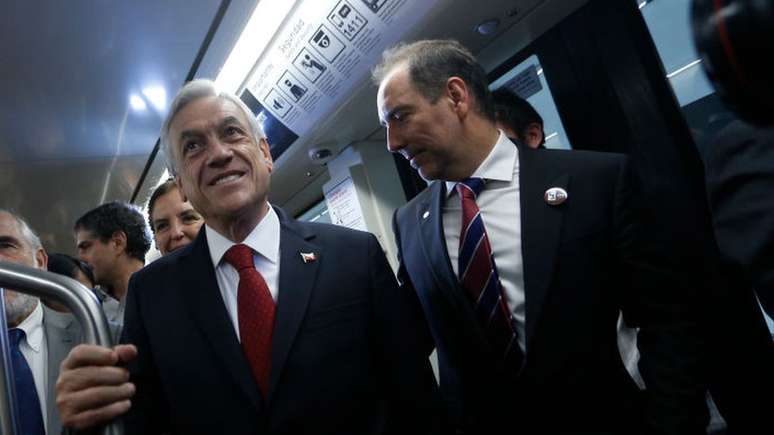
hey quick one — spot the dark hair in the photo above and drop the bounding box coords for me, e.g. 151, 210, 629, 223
74, 201, 151, 262
491, 87, 544, 140
47, 253, 95, 287
372, 39, 495, 121
147, 178, 178, 233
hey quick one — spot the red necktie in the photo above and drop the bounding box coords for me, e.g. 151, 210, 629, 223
457, 178, 523, 368
224, 244, 275, 397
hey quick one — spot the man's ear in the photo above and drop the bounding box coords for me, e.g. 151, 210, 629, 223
258, 138, 274, 173
446, 76, 470, 117
524, 122, 545, 149
34, 248, 48, 271
111, 231, 128, 254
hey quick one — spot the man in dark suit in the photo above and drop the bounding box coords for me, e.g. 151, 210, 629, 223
372, 39, 706, 434
55, 79, 440, 434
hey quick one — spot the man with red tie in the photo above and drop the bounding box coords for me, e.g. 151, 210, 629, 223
55, 79, 440, 434
373, 39, 707, 434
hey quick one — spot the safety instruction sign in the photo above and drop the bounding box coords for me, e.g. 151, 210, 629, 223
241, 0, 439, 158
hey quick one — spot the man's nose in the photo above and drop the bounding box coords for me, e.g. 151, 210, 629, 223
206, 138, 233, 167
386, 127, 404, 154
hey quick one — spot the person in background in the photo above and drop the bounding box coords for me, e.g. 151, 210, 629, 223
43, 252, 96, 313
1, 209, 80, 435
47, 252, 95, 289
701, 119, 774, 433
73, 201, 151, 331
147, 178, 204, 256
491, 87, 545, 149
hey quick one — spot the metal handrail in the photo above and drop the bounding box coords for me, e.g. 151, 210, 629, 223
0, 260, 122, 435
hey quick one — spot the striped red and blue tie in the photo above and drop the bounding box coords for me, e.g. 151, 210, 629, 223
457, 178, 524, 368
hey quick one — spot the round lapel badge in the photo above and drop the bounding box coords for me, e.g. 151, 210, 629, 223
544, 187, 568, 206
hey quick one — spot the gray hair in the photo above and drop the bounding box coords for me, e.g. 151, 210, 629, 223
372, 39, 495, 121
0, 208, 43, 252
160, 79, 267, 175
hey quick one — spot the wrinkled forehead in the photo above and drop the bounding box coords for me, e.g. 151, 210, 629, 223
169, 96, 248, 138
0, 212, 36, 259
378, 63, 410, 97
0, 212, 24, 241
378, 65, 426, 125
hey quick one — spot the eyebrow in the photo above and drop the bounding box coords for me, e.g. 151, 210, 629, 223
76, 240, 91, 250
380, 104, 408, 126
177, 116, 245, 142
0, 235, 21, 246
179, 209, 200, 217
152, 217, 169, 226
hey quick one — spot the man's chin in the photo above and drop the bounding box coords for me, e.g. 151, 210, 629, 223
210, 195, 267, 218
417, 166, 441, 182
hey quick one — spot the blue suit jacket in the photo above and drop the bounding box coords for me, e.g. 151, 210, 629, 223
121, 208, 440, 434
393, 145, 707, 434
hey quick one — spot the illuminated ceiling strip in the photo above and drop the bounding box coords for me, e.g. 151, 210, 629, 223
215, 0, 298, 94
666, 59, 702, 78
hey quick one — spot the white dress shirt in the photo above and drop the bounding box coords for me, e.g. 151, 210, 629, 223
16, 299, 48, 432
206, 204, 280, 341
443, 131, 527, 351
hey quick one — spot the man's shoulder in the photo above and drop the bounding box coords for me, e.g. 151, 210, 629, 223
537, 147, 627, 167
132, 243, 193, 283
41, 305, 76, 332
289, 219, 375, 244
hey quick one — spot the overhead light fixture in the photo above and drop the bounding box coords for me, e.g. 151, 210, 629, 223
130, 94, 147, 111
215, 0, 298, 94
142, 86, 167, 112
475, 18, 500, 35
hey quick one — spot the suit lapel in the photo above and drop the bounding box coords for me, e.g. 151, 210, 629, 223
43, 306, 78, 430
417, 182, 469, 311
180, 230, 263, 411
519, 147, 569, 348
416, 182, 487, 346
268, 213, 320, 402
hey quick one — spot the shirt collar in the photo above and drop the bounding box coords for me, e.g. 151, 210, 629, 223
445, 130, 518, 197
16, 299, 43, 353
206, 204, 280, 268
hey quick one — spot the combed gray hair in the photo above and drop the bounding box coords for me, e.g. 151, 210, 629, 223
0, 208, 43, 252
371, 39, 495, 121
160, 79, 267, 175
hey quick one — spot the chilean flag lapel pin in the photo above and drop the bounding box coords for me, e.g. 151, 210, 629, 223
300, 251, 317, 263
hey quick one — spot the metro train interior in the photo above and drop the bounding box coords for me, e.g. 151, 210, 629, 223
1, 0, 773, 433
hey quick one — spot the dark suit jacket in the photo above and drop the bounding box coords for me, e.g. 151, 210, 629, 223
702, 120, 774, 433
393, 145, 706, 434
121, 208, 440, 434
704, 120, 774, 318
